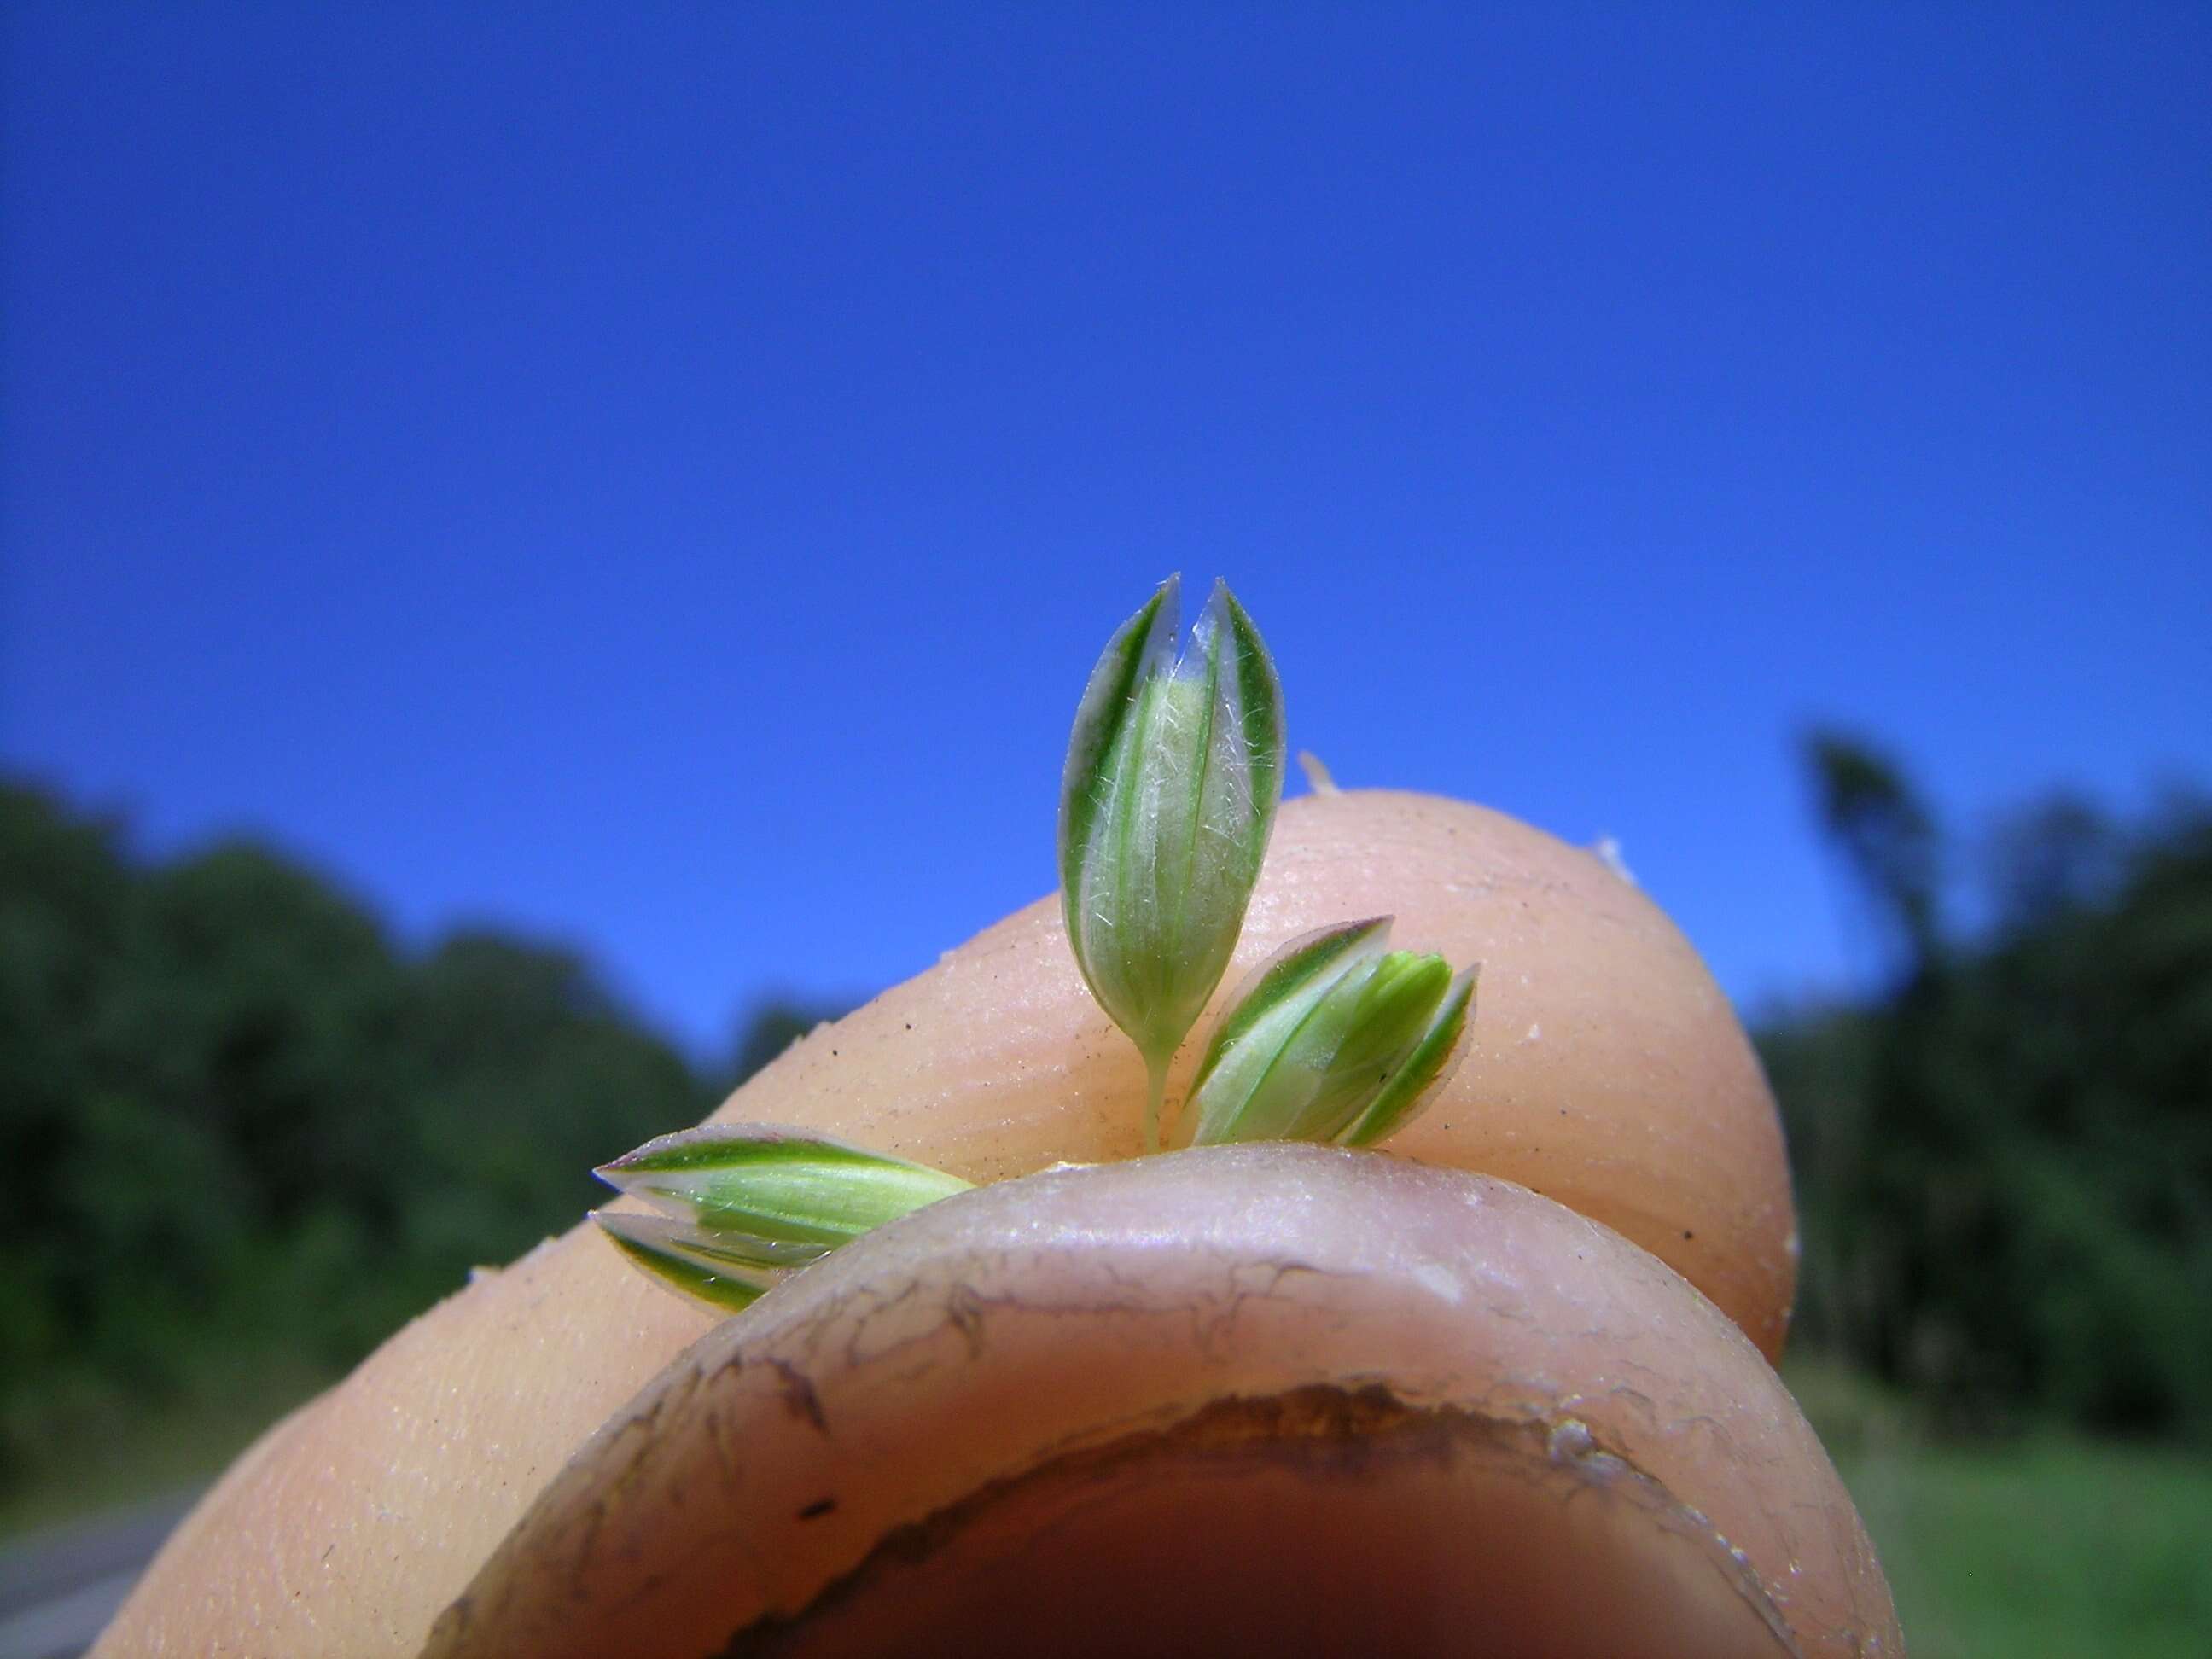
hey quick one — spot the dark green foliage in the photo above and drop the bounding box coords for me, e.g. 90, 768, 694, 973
13, 742, 2208, 1496
1803, 730, 1946, 979
1767, 742, 2212, 1442
0, 777, 726, 1487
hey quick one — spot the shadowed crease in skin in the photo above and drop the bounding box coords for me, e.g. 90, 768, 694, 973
714, 1389, 1801, 1659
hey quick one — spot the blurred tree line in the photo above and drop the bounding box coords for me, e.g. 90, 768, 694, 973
1764, 735, 2212, 1444
0, 775, 841, 1490
7, 747, 2209, 1491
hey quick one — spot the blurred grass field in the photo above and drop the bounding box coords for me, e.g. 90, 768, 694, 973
0, 1352, 333, 1541
1786, 1359, 2212, 1658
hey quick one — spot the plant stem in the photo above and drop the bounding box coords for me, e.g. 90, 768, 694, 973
1143, 1052, 1170, 1155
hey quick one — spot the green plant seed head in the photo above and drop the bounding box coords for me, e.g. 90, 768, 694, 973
1177, 915, 1478, 1149
1336, 960, 1478, 1147
1058, 574, 1286, 1090
595, 1125, 973, 1263
591, 1209, 778, 1314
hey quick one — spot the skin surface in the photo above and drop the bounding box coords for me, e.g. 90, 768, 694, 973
95, 790, 1799, 1657
427, 1149, 1896, 1658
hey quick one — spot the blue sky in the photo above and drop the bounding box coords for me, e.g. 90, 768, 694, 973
5, 5, 2208, 1056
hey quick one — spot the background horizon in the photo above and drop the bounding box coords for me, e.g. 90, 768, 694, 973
7, 4, 2209, 1057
